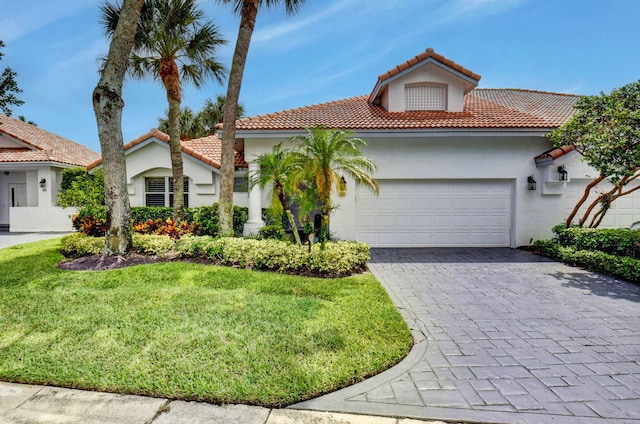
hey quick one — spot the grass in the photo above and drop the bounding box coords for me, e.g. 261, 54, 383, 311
0, 238, 412, 407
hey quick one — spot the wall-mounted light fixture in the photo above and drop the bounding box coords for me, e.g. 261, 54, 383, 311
527, 175, 537, 191
39, 178, 47, 189
3, 171, 9, 176
338, 176, 347, 197
557, 165, 568, 181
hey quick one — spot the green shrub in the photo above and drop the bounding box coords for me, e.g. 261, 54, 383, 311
132, 234, 175, 256
61, 233, 369, 277
60, 233, 104, 257
58, 168, 104, 208
192, 204, 248, 237
257, 224, 288, 241
553, 226, 640, 258
533, 239, 640, 283
213, 238, 369, 277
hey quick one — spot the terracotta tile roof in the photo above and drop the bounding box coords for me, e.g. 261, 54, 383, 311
0, 114, 100, 166
87, 129, 247, 170
234, 89, 580, 132
379, 47, 481, 83
534, 145, 576, 161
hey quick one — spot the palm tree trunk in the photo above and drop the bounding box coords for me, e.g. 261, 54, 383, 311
92, 0, 142, 255
219, 0, 258, 237
161, 60, 185, 221
275, 183, 301, 244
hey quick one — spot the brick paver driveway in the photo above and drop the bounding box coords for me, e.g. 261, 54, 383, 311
295, 248, 640, 423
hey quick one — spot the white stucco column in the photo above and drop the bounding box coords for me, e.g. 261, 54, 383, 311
243, 161, 264, 236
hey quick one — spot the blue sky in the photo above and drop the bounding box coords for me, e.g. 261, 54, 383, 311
1, 0, 639, 153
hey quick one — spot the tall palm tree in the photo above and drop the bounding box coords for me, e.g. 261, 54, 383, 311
215, 0, 306, 236
93, 0, 144, 255
291, 126, 380, 245
251, 143, 302, 244
101, 0, 226, 220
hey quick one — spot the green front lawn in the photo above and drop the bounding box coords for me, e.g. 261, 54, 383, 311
0, 239, 412, 407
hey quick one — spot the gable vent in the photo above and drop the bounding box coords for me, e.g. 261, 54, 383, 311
405, 84, 446, 111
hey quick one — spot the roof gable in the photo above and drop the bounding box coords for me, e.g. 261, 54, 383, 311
369, 48, 481, 111
0, 114, 100, 166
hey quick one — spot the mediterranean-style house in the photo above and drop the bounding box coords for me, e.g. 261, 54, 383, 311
6, 48, 639, 245
0, 114, 100, 232
232, 48, 640, 247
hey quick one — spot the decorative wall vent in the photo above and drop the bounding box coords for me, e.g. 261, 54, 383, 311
405, 84, 446, 111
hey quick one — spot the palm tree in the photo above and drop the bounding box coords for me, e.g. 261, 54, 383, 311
158, 106, 205, 140
101, 0, 226, 220
93, 0, 144, 255
251, 143, 302, 244
215, 0, 306, 236
200, 95, 245, 134
291, 127, 380, 246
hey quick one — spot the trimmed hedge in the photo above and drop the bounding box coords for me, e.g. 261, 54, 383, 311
533, 239, 640, 284
552, 226, 640, 259
60, 234, 370, 278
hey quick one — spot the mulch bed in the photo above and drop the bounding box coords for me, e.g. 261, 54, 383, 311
58, 254, 170, 271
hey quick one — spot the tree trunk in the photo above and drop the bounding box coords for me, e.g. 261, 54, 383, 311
161, 60, 184, 221
275, 182, 301, 245
218, 0, 258, 236
92, 0, 143, 255
566, 175, 604, 227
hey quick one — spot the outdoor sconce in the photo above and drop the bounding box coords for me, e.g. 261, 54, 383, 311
557, 165, 568, 181
39, 178, 46, 189
338, 176, 347, 197
527, 175, 537, 191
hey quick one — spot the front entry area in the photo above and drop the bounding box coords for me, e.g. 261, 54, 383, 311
355, 179, 513, 247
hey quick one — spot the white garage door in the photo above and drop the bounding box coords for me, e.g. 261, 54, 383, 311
355, 180, 513, 247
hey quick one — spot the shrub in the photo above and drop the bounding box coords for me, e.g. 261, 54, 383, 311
174, 235, 218, 258
132, 234, 175, 256
132, 218, 197, 240
58, 168, 104, 208
257, 225, 288, 241
553, 226, 640, 258
192, 204, 248, 237
61, 233, 369, 277
72, 206, 107, 236
533, 239, 640, 283
60, 233, 104, 257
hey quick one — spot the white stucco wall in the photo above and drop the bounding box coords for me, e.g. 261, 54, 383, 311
242, 133, 640, 247
10, 206, 76, 232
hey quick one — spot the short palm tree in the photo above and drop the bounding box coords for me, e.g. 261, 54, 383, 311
251, 143, 302, 244
101, 0, 226, 220
291, 127, 380, 245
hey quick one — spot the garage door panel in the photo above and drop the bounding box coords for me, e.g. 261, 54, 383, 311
356, 179, 512, 247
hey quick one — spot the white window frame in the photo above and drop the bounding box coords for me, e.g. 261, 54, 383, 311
145, 177, 189, 207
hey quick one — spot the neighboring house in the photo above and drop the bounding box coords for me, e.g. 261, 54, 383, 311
87, 129, 249, 209
231, 48, 640, 247
0, 114, 100, 232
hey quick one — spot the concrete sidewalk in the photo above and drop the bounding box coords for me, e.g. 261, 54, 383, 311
0, 232, 69, 249
0, 381, 448, 424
